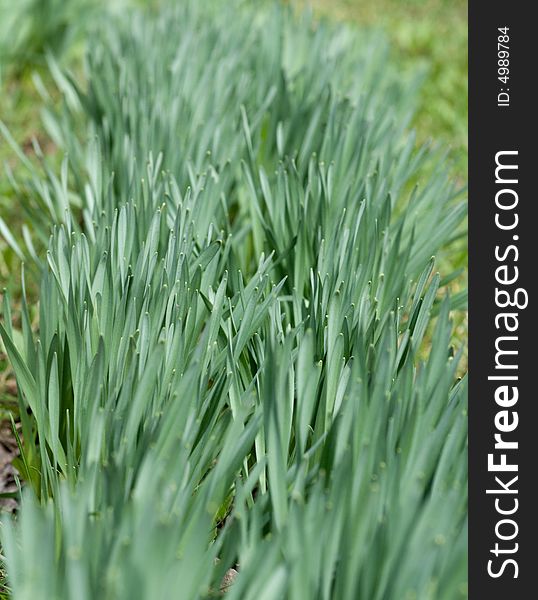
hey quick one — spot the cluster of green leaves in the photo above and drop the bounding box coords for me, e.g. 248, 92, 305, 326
1, 1, 467, 598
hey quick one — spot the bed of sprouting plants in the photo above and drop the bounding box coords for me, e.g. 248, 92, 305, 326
0, 1, 467, 598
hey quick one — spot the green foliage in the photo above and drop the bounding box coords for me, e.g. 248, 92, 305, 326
0, 0, 100, 81
292, 0, 468, 181
0, 1, 467, 598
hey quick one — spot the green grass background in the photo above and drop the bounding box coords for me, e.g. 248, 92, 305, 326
292, 0, 467, 182
1, 0, 468, 178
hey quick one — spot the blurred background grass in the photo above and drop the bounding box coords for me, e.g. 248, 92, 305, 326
1, 0, 468, 184
291, 0, 467, 183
